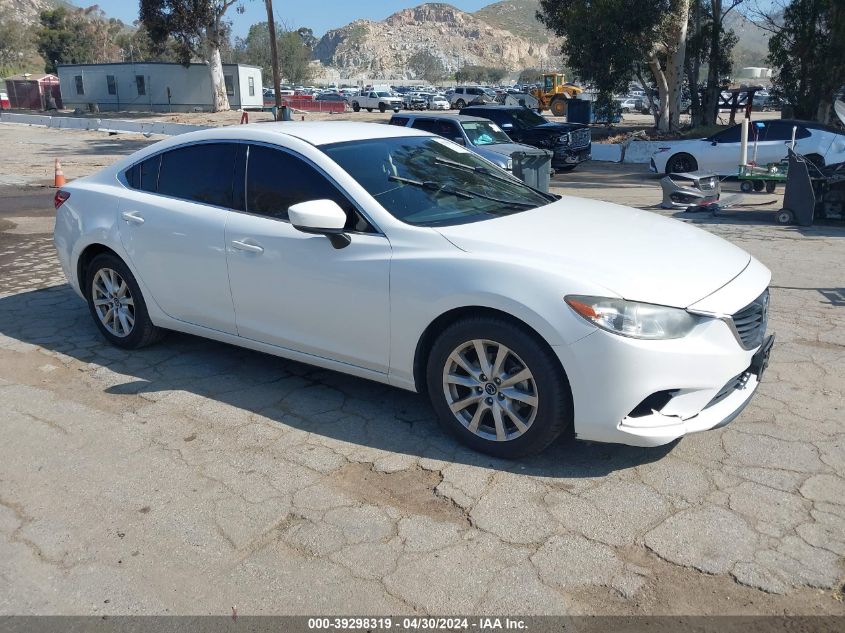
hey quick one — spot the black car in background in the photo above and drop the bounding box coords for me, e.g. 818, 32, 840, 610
459, 105, 591, 171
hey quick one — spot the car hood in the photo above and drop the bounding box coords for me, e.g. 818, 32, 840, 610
435, 196, 751, 308
480, 142, 549, 157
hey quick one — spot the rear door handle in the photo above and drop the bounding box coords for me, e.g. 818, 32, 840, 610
121, 211, 145, 225
231, 240, 264, 254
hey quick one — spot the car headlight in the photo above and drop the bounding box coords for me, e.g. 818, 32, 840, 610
565, 295, 701, 340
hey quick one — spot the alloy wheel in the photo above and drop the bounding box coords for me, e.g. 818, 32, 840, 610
442, 339, 539, 442
92, 268, 135, 338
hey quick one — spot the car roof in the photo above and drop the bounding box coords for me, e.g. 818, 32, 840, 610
460, 105, 520, 111
198, 121, 432, 146
394, 113, 491, 123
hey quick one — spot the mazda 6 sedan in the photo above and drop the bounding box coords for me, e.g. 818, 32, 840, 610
53, 122, 773, 457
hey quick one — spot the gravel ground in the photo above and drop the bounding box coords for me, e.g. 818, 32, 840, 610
0, 122, 843, 617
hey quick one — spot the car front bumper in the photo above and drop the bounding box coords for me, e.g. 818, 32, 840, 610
555, 318, 772, 448
552, 144, 591, 168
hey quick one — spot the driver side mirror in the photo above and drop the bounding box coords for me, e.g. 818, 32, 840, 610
289, 199, 351, 249
501, 123, 514, 131
452, 136, 465, 145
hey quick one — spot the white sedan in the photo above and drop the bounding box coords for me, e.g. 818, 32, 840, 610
651, 119, 845, 175
54, 122, 773, 457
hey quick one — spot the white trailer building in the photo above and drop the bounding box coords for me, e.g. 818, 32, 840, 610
56, 62, 263, 113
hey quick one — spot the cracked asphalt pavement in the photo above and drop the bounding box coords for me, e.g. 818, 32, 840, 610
0, 124, 844, 616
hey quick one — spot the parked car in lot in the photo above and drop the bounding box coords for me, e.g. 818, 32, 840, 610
350, 90, 403, 113
427, 94, 450, 110
54, 121, 773, 457
0, 91, 9, 109
388, 112, 550, 173
651, 119, 845, 175
460, 105, 591, 171
449, 86, 492, 109
315, 92, 348, 105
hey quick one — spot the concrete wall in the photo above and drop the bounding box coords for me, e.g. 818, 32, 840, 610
57, 63, 262, 113
0, 112, 208, 136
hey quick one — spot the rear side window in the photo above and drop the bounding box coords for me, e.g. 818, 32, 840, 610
157, 143, 237, 207
125, 155, 161, 192
389, 117, 410, 126
410, 119, 438, 133
245, 144, 372, 232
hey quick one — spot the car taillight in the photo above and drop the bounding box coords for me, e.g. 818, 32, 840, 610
54, 190, 70, 209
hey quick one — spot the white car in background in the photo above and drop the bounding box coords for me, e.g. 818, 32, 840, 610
427, 94, 450, 110
53, 122, 772, 458
651, 118, 845, 175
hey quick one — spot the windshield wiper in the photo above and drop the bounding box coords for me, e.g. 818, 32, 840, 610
388, 174, 535, 209
388, 175, 473, 198
433, 157, 559, 202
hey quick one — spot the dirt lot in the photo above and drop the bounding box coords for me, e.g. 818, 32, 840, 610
0, 122, 844, 617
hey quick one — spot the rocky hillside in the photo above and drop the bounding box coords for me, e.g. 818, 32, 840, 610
473, 0, 549, 43
312, 2, 560, 80
0, 0, 71, 23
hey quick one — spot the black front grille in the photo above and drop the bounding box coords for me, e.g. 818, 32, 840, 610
731, 290, 769, 349
570, 128, 590, 149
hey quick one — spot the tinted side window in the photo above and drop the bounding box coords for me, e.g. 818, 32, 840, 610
389, 117, 410, 126
435, 120, 461, 139
713, 124, 744, 143
157, 143, 237, 207
125, 154, 161, 192
410, 119, 438, 133
246, 145, 372, 232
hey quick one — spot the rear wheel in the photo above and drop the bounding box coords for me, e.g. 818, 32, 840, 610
765, 180, 777, 193
753, 180, 765, 192
776, 208, 794, 225
426, 317, 571, 458
666, 153, 697, 174
455, 99, 466, 109
85, 253, 163, 349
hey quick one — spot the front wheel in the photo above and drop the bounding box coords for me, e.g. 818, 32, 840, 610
740, 180, 753, 193
378, 103, 386, 113
666, 153, 698, 174
85, 253, 164, 349
776, 208, 794, 225
426, 317, 572, 458
550, 98, 567, 117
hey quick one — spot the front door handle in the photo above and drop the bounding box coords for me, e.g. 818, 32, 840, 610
231, 240, 264, 254
121, 211, 145, 225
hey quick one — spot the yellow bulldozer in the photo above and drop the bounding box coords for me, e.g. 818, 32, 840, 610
530, 73, 583, 117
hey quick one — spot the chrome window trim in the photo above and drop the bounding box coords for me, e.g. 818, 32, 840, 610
117, 138, 385, 237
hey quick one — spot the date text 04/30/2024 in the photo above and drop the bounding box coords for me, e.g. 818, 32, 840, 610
307, 618, 527, 631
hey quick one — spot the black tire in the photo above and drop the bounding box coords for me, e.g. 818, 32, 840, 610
393, 107, 400, 113
753, 180, 765, 192
85, 252, 164, 349
378, 102, 386, 113
776, 208, 794, 225
426, 317, 572, 458
455, 99, 466, 109
765, 180, 777, 193
666, 153, 698, 174
740, 180, 753, 193
351, 102, 360, 112
550, 98, 567, 117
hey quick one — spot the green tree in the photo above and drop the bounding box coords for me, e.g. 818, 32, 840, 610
233, 22, 312, 85
139, 0, 241, 111
408, 50, 446, 84
767, 0, 845, 123
537, 0, 670, 119
35, 7, 99, 73
518, 68, 542, 84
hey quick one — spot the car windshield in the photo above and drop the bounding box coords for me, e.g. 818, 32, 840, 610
321, 136, 553, 227
507, 108, 548, 129
461, 120, 511, 146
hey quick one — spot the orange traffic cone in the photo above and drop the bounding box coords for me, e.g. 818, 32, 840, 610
53, 158, 66, 188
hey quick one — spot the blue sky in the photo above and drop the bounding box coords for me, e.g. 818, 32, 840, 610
85, 1, 497, 38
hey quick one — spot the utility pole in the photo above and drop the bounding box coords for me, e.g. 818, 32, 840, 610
265, 0, 284, 120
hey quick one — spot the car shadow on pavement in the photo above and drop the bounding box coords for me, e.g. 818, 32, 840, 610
0, 284, 676, 478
